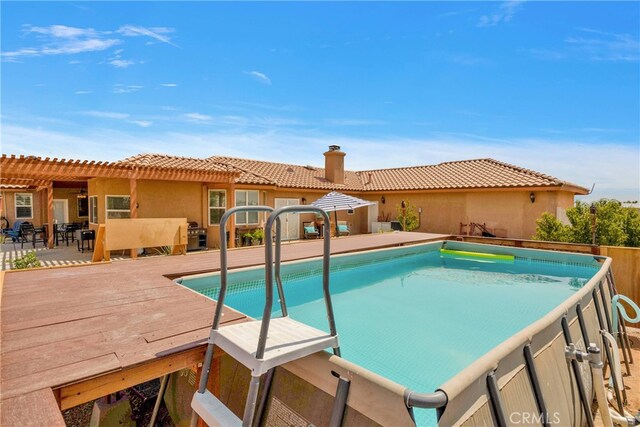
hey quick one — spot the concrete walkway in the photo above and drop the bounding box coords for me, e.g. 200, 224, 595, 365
0, 241, 129, 271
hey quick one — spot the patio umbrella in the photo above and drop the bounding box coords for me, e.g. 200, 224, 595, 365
310, 191, 375, 236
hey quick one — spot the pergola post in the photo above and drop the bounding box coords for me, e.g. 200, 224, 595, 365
129, 177, 138, 259
46, 181, 54, 249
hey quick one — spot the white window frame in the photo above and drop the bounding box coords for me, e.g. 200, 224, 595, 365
208, 189, 227, 226
15, 192, 33, 219
235, 190, 260, 225
105, 195, 131, 219
89, 196, 98, 224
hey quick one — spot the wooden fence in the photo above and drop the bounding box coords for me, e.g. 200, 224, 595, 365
92, 218, 188, 262
600, 246, 640, 305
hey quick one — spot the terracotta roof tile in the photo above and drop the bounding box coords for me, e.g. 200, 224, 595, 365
118, 154, 233, 173
104, 154, 587, 193
358, 158, 581, 191
209, 156, 365, 190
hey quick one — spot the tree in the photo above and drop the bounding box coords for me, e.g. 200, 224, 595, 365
533, 213, 571, 242
533, 199, 640, 247
396, 200, 419, 231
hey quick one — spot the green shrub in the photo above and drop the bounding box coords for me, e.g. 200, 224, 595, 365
396, 200, 420, 231
12, 251, 41, 269
533, 199, 640, 247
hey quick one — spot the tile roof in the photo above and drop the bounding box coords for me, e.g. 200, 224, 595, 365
358, 158, 585, 192
208, 156, 365, 190
118, 154, 234, 173
113, 154, 587, 193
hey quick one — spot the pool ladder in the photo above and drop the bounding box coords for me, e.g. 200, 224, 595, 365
190, 205, 341, 427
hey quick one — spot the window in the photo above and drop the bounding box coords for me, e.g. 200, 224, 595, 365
235, 190, 259, 225
105, 195, 130, 219
15, 193, 33, 219
77, 197, 89, 218
208, 190, 226, 225
89, 196, 98, 224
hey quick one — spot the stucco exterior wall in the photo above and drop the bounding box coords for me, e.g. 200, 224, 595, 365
365, 189, 577, 239
1, 190, 43, 227
10, 179, 576, 247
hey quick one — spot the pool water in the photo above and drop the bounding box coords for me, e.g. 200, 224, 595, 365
182, 246, 598, 425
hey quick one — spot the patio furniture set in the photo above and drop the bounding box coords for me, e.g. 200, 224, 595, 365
1, 220, 95, 252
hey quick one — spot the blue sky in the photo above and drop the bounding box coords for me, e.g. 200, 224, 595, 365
1, 1, 639, 201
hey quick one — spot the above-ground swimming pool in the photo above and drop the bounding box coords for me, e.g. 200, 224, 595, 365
180, 241, 603, 426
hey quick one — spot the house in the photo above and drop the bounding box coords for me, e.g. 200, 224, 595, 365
0, 147, 588, 249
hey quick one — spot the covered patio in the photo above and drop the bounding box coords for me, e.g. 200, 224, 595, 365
0, 155, 239, 251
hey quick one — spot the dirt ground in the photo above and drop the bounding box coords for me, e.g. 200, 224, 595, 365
62, 379, 173, 427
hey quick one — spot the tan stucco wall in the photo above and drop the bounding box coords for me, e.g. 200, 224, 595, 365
1, 190, 43, 227
51, 188, 89, 224
366, 189, 577, 239
77, 180, 580, 246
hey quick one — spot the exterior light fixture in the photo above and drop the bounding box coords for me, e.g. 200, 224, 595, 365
381, 196, 385, 204
301, 197, 307, 205
530, 192, 535, 203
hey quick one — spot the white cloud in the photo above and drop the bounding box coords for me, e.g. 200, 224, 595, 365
160, 83, 177, 87
79, 111, 130, 119
109, 59, 136, 68
2, 25, 121, 59
75, 90, 92, 95
478, 1, 523, 27
244, 70, 272, 85
117, 25, 178, 47
2, 24, 177, 62
183, 112, 213, 123
128, 120, 153, 128
112, 84, 143, 94
564, 29, 639, 62
325, 119, 385, 126
25, 24, 100, 39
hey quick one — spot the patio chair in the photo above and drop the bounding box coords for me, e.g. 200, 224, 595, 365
55, 223, 76, 246
337, 221, 350, 237
20, 222, 46, 249
303, 221, 319, 239
2, 220, 26, 242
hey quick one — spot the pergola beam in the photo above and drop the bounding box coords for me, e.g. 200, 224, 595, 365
0, 155, 238, 184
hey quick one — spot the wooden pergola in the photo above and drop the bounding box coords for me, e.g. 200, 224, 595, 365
0, 155, 239, 249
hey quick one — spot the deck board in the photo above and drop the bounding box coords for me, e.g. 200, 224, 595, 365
1, 388, 66, 427
0, 232, 446, 417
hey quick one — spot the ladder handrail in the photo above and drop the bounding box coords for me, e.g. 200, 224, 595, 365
257, 205, 340, 359
198, 206, 277, 396
213, 206, 277, 330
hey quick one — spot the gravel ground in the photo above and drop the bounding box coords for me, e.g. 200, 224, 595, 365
62, 379, 174, 427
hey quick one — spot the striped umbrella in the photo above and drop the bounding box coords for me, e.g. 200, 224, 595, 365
310, 191, 375, 236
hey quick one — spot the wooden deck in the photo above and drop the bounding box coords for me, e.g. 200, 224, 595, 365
0, 232, 447, 426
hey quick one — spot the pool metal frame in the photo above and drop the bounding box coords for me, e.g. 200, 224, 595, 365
184, 230, 631, 426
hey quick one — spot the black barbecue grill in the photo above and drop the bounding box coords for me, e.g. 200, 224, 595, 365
187, 221, 207, 251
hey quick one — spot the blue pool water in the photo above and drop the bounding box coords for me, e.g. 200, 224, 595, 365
181, 245, 599, 426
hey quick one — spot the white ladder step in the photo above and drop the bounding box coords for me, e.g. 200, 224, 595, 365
191, 390, 242, 427
213, 316, 339, 376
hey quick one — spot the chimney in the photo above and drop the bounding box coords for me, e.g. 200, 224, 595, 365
324, 145, 346, 184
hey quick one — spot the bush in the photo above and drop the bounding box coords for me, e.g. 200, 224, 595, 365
396, 201, 420, 231
533, 199, 640, 247
533, 213, 571, 242
12, 251, 41, 269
